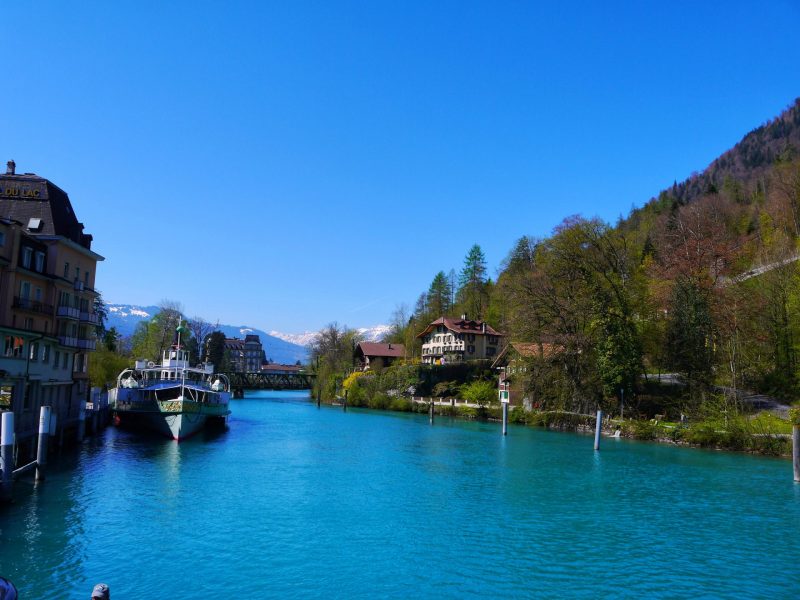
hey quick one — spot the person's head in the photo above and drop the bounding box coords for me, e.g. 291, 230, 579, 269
91, 583, 110, 600
0, 576, 18, 600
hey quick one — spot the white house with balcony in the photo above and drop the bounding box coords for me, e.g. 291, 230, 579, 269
417, 315, 504, 364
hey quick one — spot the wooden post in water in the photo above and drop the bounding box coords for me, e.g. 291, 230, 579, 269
343, 390, 347, 412
0, 412, 13, 502
35, 405, 51, 482
316, 390, 321, 409
793, 425, 800, 483
429, 398, 434, 424
77, 399, 86, 441
502, 402, 508, 436
593, 409, 602, 451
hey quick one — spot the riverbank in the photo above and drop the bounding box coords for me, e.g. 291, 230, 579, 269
319, 397, 795, 457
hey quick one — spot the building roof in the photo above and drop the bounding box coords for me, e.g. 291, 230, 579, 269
356, 342, 405, 358
244, 334, 261, 343
491, 341, 562, 369
224, 338, 245, 349
261, 363, 303, 373
416, 317, 504, 338
0, 169, 94, 249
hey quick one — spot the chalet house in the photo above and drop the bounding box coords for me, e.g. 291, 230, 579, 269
491, 341, 562, 408
354, 342, 405, 371
417, 316, 504, 364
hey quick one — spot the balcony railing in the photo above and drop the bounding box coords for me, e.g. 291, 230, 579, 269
13, 296, 54, 314
77, 338, 96, 351
59, 336, 79, 347
79, 311, 99, 324
57, 305, 80, 319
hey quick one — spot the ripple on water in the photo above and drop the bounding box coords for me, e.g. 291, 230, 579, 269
1, 394, 800, 598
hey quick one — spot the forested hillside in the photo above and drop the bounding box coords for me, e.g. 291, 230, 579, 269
338, 97, 800, 420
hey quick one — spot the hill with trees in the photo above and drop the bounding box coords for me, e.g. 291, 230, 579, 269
314, 97, 800, 431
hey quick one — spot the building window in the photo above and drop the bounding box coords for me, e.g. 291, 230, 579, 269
42, 345, 50, 363
24, 317, 34, 330
54, 350, 61, 368
21, 246, 32, 269
34, 251, 45, 272
64, 262, 70, 278
75, 266, 80, 281
34, 287, 42, 302
63, 353, 70, 369
20, 281, 31, 299
84, 271, 89, 286
467, 345, 475, 354
4, 336, 24, 357
0, 231, 5, 247
29, 342, 39, 362
487, 347, 496, 357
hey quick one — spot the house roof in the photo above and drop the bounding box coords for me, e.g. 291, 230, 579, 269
356, 342, 405, 358
0, 172, 94, 249
416, 317, 504, 338
491, 341, 562, 369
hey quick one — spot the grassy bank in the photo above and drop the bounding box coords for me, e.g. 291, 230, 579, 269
322, 396, 794, 457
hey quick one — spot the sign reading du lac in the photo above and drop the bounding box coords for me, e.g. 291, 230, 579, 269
0, 177, 48, 200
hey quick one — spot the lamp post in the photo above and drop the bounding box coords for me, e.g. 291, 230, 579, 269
498, 366, 509, 436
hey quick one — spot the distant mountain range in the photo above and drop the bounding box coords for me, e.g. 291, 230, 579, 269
105, 304, 392, 364
106, 304, 310, 365
269, 325, 393, 347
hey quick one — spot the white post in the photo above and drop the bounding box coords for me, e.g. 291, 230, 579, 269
594, 410, 602, 451
1, 412, 14, 501
793, 425, 800, 483
502, 402, 508, 436
35, 405, 51, 482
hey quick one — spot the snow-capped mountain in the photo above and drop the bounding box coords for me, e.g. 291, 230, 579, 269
104, 304, 310, 364
270, 324, 393, 347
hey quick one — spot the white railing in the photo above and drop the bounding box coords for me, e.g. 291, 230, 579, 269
57, 305, 80, 319
59, 336, 79, 347
80, 311, 99, 324
411, 396, 484, 408
78, 339, 96, 350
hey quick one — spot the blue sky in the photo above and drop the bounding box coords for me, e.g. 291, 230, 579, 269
3, 1, 799, 332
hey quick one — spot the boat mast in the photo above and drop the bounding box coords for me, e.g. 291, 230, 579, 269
176, 320, 189, 400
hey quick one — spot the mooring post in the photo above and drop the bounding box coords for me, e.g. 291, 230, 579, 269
316, 390, 321, 409
77, 398, 86, 441
35, 405, 51, 482
502, 402, 508, 436
594, 409, 602, 451
793, 425, 800, 483
1, 411, 13, 502
429, 398, 434, 424
343, 390, 347, 412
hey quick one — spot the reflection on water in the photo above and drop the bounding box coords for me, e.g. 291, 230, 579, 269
1, 390, 799, 598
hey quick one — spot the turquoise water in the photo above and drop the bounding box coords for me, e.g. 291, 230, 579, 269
1, 390, 800, 598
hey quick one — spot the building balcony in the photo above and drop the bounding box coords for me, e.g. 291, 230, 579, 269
59, 336, 79, 348
79, 311, 99, 324
77, 338, 96, 351
57, 305, 80, 319
13, 296, 54, 315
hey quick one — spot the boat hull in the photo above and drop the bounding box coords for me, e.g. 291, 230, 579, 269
112, 389, 231, 441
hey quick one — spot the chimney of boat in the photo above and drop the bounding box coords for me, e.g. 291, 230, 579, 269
6, 160, 15, 175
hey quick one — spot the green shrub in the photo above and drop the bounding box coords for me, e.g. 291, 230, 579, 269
389, 398, 412, 412
368, 393, 391, 410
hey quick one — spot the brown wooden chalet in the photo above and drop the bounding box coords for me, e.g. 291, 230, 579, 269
354, 342, 405, 371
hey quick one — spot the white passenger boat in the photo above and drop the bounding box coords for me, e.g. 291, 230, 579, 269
110, 341, 231, 441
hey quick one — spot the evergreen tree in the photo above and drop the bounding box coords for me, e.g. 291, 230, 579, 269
457, 244, 488, 318
426, 271, 452, 317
